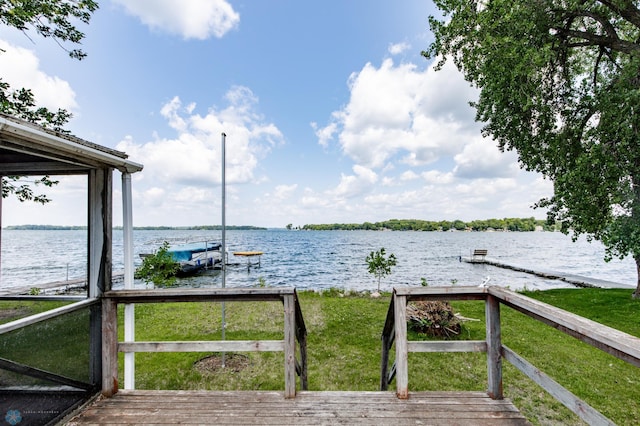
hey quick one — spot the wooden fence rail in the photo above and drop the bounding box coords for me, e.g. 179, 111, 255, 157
102, 287, 307, 398
381, 286, 640, 426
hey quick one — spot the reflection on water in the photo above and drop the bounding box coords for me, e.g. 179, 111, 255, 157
1, 229, 636, 292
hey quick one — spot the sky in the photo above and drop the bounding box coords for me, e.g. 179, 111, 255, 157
0, 0, 552, 228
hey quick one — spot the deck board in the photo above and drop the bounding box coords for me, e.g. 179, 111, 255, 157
66, 390, 530, 425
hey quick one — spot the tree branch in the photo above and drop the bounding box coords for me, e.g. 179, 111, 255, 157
554, 7, 640, 54
557, 27, 640, 54
597, 0, 640, 30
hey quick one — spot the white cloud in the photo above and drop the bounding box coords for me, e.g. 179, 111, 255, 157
112, 0, 239, 39
400, 170, 419, 181
328, 165, 378, 199
301, 187, 332, 209
415, 59, 478, 123
422, 170, 454, 184
115, 86, 283, 222
388, 42, 411, 55
273, 184, 298, 200
0, 39, 77, 112
315, 58, 479, 170
382, 176, 396, 186
301, 56, 553, 226
453, 137, 519, 179
311, 121, 337, 148
140, 187, 167, 208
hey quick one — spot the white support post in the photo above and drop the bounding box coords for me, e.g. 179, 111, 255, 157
122, 172, 135, 390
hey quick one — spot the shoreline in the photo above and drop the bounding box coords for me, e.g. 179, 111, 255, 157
0, 271, 125, 296
1, 260, 634, 296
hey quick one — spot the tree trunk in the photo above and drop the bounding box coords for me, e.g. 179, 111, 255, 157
632, 166, 640, 298
634, 255, 640, 298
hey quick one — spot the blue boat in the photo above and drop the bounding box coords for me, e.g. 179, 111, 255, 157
167, 241, 222, 276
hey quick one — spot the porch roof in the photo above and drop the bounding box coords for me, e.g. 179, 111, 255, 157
0, 113, 143, 175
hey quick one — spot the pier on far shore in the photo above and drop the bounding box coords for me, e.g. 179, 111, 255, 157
462, 254, 633, 289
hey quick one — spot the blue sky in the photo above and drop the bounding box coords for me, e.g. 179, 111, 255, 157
0, 0, 551, 228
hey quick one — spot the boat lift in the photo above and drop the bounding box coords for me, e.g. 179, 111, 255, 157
233, 251, 263, 271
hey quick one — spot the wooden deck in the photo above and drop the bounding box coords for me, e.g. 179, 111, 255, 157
66, 390, 530, 425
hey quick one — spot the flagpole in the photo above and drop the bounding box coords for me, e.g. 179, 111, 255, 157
221, 132, 226, 368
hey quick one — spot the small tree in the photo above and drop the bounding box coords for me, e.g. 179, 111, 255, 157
366, 247, 397, 292
134, 241, 180, 287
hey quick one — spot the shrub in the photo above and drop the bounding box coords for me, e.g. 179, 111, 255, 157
134, 241, 180, 287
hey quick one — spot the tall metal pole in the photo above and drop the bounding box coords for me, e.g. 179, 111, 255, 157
222, 132, 226, 289
221, 132, 227, 368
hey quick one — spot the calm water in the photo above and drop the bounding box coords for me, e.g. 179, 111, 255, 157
0, 229, 636, 292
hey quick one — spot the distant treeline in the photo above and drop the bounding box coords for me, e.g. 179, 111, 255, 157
302, 218, 557, 232
5, 225, 267, 231
4, 225, 87, 230
124, 225, 267, 231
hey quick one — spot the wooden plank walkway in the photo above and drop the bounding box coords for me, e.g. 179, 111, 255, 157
66, 390, 530, 425
462, 257, 633, 289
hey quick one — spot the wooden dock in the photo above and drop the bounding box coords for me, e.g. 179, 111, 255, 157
67, 390, 530, 425
462, 257, 632, 288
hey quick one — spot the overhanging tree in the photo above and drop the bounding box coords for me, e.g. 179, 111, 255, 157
426, 0, 640, 296
0, 0, 98, 203
0, 0, 98, 61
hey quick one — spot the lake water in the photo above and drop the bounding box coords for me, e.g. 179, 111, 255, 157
0, 229, 636, 292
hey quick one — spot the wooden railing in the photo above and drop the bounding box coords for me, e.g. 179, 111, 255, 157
381, 286, 640, 425
102, 287, 307, 398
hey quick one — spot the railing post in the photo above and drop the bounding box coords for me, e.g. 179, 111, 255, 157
394, 293, 409, 399
486, 294, 503, 399
294, 294, 308, 390
380, 297, 395, 391
102, 297, 118, 397
283, 294, 296, 398
380, 332, 391, 391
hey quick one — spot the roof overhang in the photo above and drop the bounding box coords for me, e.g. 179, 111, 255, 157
0, 114, 143, 175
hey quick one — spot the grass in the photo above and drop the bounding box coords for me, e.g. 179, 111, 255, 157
0, 302, 92, 384
0, 300, 69, 324
3, 288, 640, 424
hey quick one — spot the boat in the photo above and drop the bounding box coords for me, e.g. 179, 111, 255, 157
169, 241, 222, 276
140, 241, 222, 277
